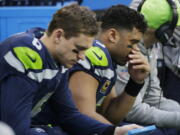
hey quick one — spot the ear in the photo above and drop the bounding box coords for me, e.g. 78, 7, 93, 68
52, 29, 64, 44
108, 28, 120, 44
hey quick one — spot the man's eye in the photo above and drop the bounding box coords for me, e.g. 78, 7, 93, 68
72, 49, 79, 54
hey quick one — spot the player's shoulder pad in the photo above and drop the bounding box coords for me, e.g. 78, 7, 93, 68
85, 46, 108, 67
4, 34, 44, 71
14, 36, 43, 70
13, 46, 43, 70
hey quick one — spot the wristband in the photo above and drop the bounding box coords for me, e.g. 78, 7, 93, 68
102, 126, 116, 135
124, 78, 144, 97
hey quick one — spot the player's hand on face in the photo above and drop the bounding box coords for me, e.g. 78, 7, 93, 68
128, 48, 150, 84
114, 124, 143, 135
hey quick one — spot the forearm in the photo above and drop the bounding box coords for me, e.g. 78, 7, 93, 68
104, 78, 144, 124
126, 102, 180, 129
103, 93, 136, 125
83, 110, 112, 124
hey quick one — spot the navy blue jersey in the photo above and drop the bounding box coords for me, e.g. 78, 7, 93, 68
0, 33, 112, 135
69, 40, 117, 102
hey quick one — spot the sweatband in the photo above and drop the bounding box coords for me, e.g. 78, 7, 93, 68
124, 78, 144, 97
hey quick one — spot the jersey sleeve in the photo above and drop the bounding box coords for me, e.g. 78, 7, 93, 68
69, 42, 116, 102
0, 34, 49, 83
69, 46, 111, 81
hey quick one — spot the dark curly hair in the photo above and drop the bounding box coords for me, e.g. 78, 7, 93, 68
101, 4, 147, 33
47, 4, 98, 39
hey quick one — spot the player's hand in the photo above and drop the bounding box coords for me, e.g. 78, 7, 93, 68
128, 48, 150, 84
114, 124, 143, 135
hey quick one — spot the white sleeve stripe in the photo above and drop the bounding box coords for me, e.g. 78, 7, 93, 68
95, 68, 114, 79
4, 51, 25, 73
78, 59, 91, 70
4, 51, 59, 82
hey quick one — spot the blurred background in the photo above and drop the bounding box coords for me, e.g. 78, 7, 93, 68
0, 0, 131, 41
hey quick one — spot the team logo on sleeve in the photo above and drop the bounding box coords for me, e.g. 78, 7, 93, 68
100, 80, 111, 93
92, 50, 102, 60
25, 52, 37, 63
